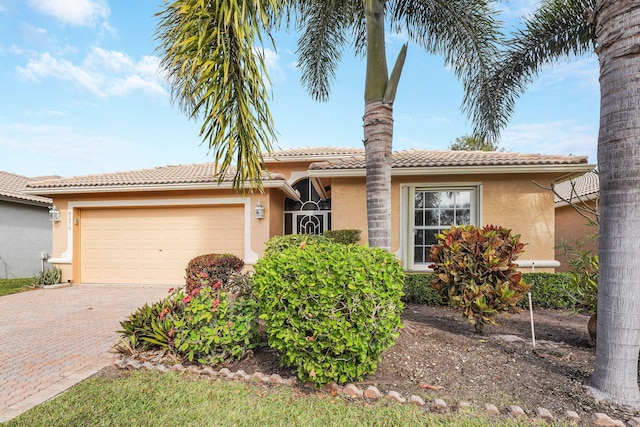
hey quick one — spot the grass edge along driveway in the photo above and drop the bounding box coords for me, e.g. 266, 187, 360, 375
0, 278, 35, 297
3, 370, 567, 427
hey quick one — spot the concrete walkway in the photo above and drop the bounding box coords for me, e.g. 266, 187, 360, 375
0, 284, 169, 423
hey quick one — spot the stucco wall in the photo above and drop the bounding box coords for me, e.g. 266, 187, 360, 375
0, 200, 51, 278
331, 173, 559, 272
555, 201, 599, 272
330, 177, 368, 244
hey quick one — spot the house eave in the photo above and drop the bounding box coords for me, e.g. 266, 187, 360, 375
0, 195, 51, 207
555, 192, 599, 208
24, 180, 300, 200
263, 154, 361, 164
308, 164, 596, 178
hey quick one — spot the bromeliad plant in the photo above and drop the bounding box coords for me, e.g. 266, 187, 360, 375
117, 271, 260, 365
429, 225, 530, 333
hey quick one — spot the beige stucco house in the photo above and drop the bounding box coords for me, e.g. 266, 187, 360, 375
554, 171, 599, 272
25, 147, 593, 285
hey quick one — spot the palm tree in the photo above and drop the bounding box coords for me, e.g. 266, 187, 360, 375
472, 0, 640, 409
155, 0, 502, 250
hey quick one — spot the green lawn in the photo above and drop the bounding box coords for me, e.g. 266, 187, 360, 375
3, 370, 565, 427
0, 278, 35, 297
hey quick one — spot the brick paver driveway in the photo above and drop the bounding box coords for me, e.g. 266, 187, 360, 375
0, 284, 169, 422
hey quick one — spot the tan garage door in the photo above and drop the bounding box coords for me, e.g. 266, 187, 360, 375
80, 205, 244, 285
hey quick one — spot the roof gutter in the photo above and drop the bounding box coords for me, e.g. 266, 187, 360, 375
24, 180, 301, 201
0, 195, 51, 207
308, 164, 596, 178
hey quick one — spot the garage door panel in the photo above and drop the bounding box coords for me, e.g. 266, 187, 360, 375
81, 205, 244, 285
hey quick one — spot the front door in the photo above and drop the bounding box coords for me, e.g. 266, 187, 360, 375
284, 178, 331, 235
291, 211, 330, 235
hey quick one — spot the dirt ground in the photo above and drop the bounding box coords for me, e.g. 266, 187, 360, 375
221, 305, 640, 421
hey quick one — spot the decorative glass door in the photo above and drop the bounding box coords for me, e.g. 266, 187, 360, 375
284, 179, 331, 235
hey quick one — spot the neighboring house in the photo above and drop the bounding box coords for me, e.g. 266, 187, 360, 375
0, 171, 54, 279
25, 147, 594, 285
554, 171, 599, 272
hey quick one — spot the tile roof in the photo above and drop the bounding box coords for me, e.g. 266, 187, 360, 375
0, 171, 52, 205
27, 164, 285, 190
309, 149, 589, 170
554, 171, 599, 204
264, 146, 365, 162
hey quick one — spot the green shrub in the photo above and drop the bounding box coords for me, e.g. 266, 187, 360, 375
323, 229, 362, 245
430, 225, 530, 333
518, 272, 576, 309
118, 281, 260, 365
570, 254, 598, 313
34, 267, 62, 286
263, 234, 330, 257
118, 294, 179, 351
558, 240, 599, 313
253, 242, 404, 386
173, 285, 260, 365
185, 253, 244, 293
402, 273, 445, 305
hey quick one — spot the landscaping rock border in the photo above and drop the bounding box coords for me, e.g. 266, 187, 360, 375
112, 355, 633, 426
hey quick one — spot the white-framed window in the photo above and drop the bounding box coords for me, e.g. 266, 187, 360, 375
402, 184, 481, 270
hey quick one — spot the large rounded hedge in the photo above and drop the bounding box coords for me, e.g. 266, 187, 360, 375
253, 241, 404, 386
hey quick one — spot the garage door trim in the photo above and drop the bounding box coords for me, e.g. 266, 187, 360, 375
50, 197, 258, 265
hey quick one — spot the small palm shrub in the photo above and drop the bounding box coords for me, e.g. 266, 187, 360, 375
185, 253, 244, 293
430, 225, 530, 333
118, 272, 260, 365
263, 234, 330, 256
253, 241, 404, 386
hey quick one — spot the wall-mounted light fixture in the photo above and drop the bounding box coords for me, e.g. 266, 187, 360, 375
255, 201, 265, 220
49, 205, 61, 222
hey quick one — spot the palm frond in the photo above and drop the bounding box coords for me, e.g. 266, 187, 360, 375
156, 0, 285, 190
388, 0, 503, 140
472, 0, 596, 141
292, 0, 361, 101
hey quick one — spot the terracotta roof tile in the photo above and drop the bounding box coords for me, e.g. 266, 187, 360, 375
554, 171, 599, 204
264, 146, 365, 161
0, 171, 52, 204
27, 163, 284, 189
310, 149, 589, 170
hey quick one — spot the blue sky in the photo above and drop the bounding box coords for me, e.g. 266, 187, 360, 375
0, 0, 600, 179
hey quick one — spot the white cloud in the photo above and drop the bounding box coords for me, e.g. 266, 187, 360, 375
0, 121, 140, 176
18, 23, 49, 45
502, 120, 598, 163
27, 0, 110, 27
255, 47, 284, 83
532, 57, 599, 91
497, 0, 540, 19
16, 48, 167, 98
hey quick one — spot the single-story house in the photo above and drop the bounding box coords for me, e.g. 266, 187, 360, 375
25, 147, 594, 285
0, 171, 54, 279
554, 171, 599, 272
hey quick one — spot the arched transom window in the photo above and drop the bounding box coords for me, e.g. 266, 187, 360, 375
284, 178, 331, 235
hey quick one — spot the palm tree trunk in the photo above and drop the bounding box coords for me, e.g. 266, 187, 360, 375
364, 100, 393, 251
362, 0, 392, 251
589, 0, 640, 409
